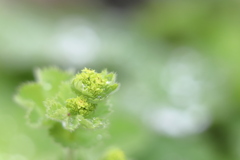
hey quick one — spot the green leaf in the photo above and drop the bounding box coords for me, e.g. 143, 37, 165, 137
78, 116, 107, 129
25, 105, 45, 127
35, 67, 73, 97
14, 82, 46, 126
88, 101, 112, 118
57, 82, 77, 104
14, 82, 45, 110
63, 116, 80, 131
49, 122, 78, 148
45, 99, 68, 121
49, 122, 106, 148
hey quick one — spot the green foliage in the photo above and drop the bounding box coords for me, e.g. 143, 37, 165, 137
14, 67, 119, 148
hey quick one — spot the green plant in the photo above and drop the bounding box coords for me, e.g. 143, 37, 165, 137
14, 67, 126, 160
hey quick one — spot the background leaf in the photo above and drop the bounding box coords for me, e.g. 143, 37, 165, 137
35, 67, 74, 97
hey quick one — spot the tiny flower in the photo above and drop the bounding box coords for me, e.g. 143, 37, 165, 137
102, 148, 126, 160
66, 96, 96, 116
71, 68, 119, 102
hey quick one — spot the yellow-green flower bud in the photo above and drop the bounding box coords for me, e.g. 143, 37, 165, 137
102, 148, 126, 160
71, 68, 119, 102
66, 96, 96, 116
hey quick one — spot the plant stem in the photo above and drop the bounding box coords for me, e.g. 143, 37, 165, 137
67, 148, 74, 160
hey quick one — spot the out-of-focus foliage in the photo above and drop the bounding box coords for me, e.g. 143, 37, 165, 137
1, 0, 240, 160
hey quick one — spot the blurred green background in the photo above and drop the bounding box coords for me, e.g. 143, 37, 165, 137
1, 0, 240, 159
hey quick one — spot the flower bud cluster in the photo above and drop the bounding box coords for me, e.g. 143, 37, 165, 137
66, 96, 96, 116
68, 68, 119, 117
71, 68, 119, 102
102, 148, 126, 160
